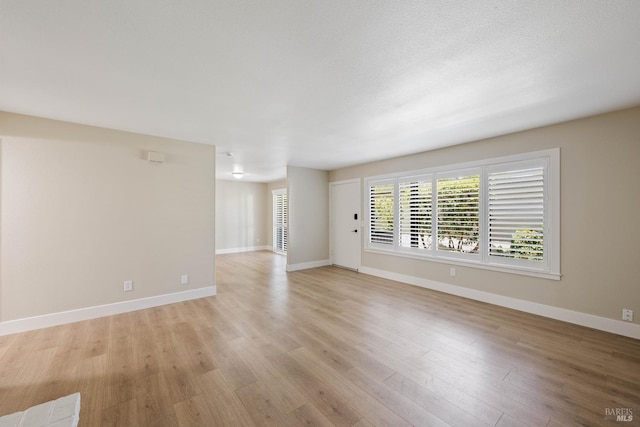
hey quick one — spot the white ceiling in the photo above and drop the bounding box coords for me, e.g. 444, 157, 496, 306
2, 1, 640, 182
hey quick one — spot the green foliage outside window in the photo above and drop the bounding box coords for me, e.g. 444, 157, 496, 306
511, 229, 543, 261
437, 176, 480, 252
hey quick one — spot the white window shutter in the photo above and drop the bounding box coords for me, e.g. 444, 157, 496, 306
368, 181, 395, 246
487, 161, 545, 264
398, 176, 433, 250
273, 191, 287, 253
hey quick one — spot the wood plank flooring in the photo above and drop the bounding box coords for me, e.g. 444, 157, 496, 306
1, 251, 638, 426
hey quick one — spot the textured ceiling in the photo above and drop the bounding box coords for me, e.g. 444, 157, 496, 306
2, 1, 640, 182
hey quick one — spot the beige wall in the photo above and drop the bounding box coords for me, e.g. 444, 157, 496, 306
330, 107, 640, 323
215, 179, 268, 251
266, 180, 287, 249
0, 112, 216, 322
287, 166, 329, 267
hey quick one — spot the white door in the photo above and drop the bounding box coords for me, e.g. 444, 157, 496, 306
330, 180, 361, 270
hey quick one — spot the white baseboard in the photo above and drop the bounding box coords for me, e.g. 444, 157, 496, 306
360, 267, 640, 340
287, 259, 331, 272
0, 285, 217, 336
216, 246, 270, 255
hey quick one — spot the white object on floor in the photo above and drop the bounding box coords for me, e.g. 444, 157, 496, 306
0, 393, 80, 427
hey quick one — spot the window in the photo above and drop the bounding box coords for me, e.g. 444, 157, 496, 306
487, 160, 545, 266
436, 172, 480, 257
273, 190, 287, 254
368, 180, 394, 247
398, 176, 432, 250
365, 149, 560, 279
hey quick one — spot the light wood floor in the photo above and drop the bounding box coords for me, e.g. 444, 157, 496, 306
1, 251, 638, 426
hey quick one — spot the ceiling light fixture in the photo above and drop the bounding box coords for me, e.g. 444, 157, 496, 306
232, 171, 244, 179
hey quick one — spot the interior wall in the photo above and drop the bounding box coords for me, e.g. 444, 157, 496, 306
215, 179, 268, 252
266, 179, 287, 249
0, 112, 216, 322
330, 107, 640, 324
286, 166, 329, 268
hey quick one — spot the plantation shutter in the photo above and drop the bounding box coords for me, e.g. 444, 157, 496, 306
398, 176, 432, 250
368, 181, 395, 246
436, 173, 480, 254
487, 161, 544, 263
273, 191, 287, 253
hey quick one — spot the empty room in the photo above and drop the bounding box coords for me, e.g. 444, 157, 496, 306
1, 1, 639, 426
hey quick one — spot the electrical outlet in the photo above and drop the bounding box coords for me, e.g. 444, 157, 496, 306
450, 267, 456, 277
622, 309, 633, 322
181, 275, 189, 285
124, 280, 133, 292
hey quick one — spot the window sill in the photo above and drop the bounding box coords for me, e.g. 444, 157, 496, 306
363, 247, 561, 281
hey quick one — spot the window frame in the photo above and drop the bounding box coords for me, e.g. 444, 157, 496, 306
364, 149, 560, 280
